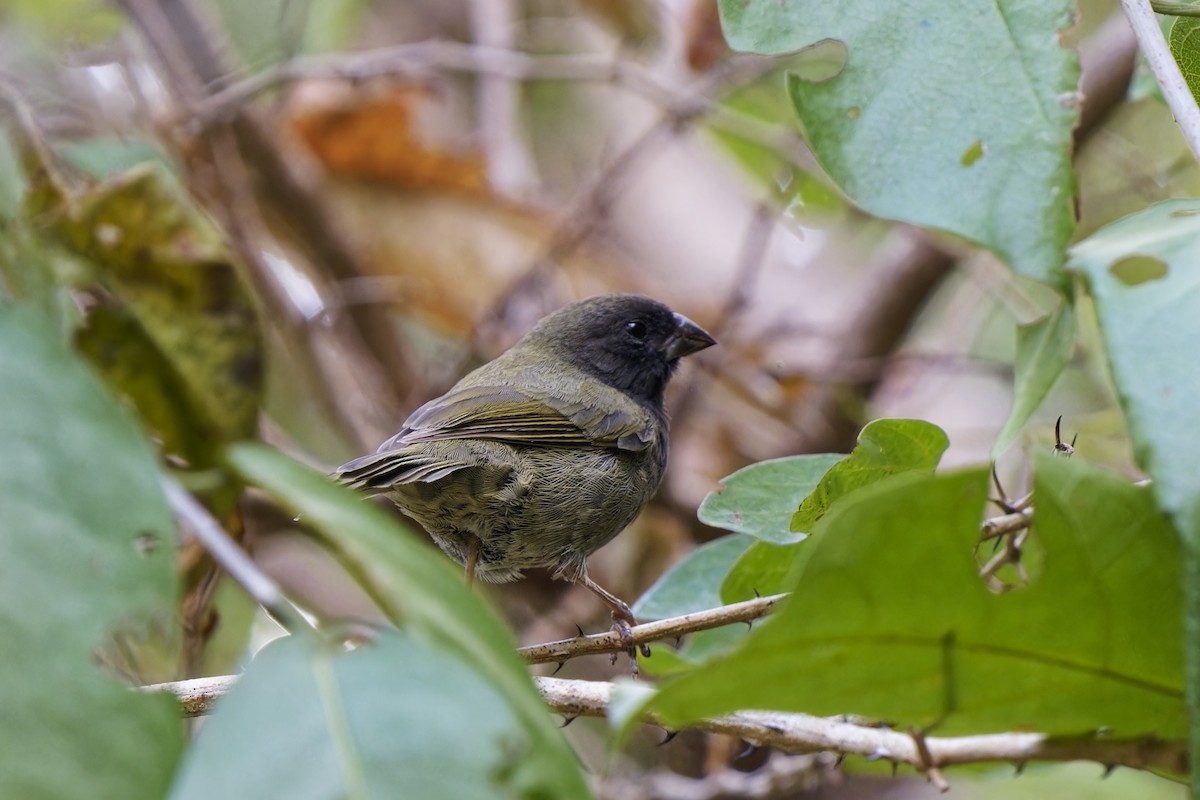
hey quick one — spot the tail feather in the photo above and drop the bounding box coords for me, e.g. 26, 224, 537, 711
333, 449, 468, 491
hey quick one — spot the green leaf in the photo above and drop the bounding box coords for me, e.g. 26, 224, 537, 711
1170, 16, 1200, 106
1068, 197, 1200, 794
633, 535, 754, 620
991, 301, 1076, 457
226, 444, 592, 800
171, 631, 535, 800
699, 454, 843, 543
0, 304, 183, 799
1068, 198, 1200, 536
791, 418, 948, 533
718, 420, 947, 604
720, 539, 806, 604
645, 458, 1184, 738
718, 0, 1079, 281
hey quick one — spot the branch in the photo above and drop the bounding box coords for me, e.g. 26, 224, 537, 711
1152, 1, 1200, 18
189, 41, 688, 130
145, 673, 1187, 776
536, 678, 1186, 776
518, 594, 787, 666
161, 476, 306, 632
980, 508, 1034, 541
1121, 0, 1200, 161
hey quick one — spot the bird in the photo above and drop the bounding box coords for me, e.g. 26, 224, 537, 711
333, 294, 715, 655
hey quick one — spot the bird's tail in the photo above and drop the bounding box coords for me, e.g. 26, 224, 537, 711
332, 450, 466, 492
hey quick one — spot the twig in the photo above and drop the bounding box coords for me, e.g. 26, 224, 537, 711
1121, 0, 1200, 161
518, 594, 787, 666
190, 42, 692, 129
160, 476, 305, 631
144, 674, 237, 717
1152, 1, 1200, 17
980, 508, 1034, 541
144, 672, 1186, 775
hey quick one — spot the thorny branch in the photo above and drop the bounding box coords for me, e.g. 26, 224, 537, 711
144, 673, 1187, 780
518, 594, 787, 666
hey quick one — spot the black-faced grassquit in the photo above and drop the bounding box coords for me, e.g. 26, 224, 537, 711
334, 294, 715, 651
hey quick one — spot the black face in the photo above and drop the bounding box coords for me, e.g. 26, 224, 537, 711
531, 294, 714, 407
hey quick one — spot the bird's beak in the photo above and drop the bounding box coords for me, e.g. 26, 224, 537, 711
663, 313, 717, 361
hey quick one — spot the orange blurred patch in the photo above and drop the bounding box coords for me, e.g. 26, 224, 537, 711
290, 87, 487, 194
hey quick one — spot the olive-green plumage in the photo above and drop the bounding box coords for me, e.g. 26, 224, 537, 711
334, 294, 714, 625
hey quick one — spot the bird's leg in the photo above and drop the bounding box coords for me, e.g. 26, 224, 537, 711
464, 535, 481, 587
577, 573, 652, 663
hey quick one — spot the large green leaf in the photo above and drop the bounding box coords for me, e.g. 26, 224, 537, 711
718, 0, 1079, 281
0, 304, 183, 799
1068, 197, 1200, 794
226, 444, 591, 800
171, 631, 534, 800
698, 454, 843, 543
645, 458, 1183, 738
1068, 198, 1200, 537
991, 301, 1075, 457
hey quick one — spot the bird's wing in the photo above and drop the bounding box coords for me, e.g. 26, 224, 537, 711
387, 382, 659, 452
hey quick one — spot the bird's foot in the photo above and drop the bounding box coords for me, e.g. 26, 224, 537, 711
608, 610, 651, 677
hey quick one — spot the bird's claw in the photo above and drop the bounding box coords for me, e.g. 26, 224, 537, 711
610, 616, 638, 673
608, 613, 650, 675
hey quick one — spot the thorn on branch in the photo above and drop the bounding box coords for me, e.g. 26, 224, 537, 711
552, 661, 565, 676
990, 464, 1017, 513
659, 730, 678, 746
560, 714, 577, 728
1102, 764, 1117, 778
735, 741, 759, 761
1054, 415, 1077, 457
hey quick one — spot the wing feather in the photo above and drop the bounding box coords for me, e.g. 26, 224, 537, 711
381, 376, 659, 453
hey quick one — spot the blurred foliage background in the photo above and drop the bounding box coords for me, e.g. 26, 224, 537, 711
0, 0, 1192, 796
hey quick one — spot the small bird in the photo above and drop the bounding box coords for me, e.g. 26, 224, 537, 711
334, 294, 715, 653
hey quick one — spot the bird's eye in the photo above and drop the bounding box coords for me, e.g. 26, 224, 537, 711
625, 319, 647, 340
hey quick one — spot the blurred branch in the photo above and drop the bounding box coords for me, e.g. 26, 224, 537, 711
190, 41, 697, 129
146, 671, 1187, 776
598, 752, 836, 800
468, 0, 538, 197
518, 593, 787, 666
1121, 0, 1200, 161
980, 508, 1034, 541
161, 476, 305, 631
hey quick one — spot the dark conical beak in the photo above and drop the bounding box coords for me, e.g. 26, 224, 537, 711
662, 312, 716, 361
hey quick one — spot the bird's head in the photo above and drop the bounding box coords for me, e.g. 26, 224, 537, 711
527, 294, 716, 407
